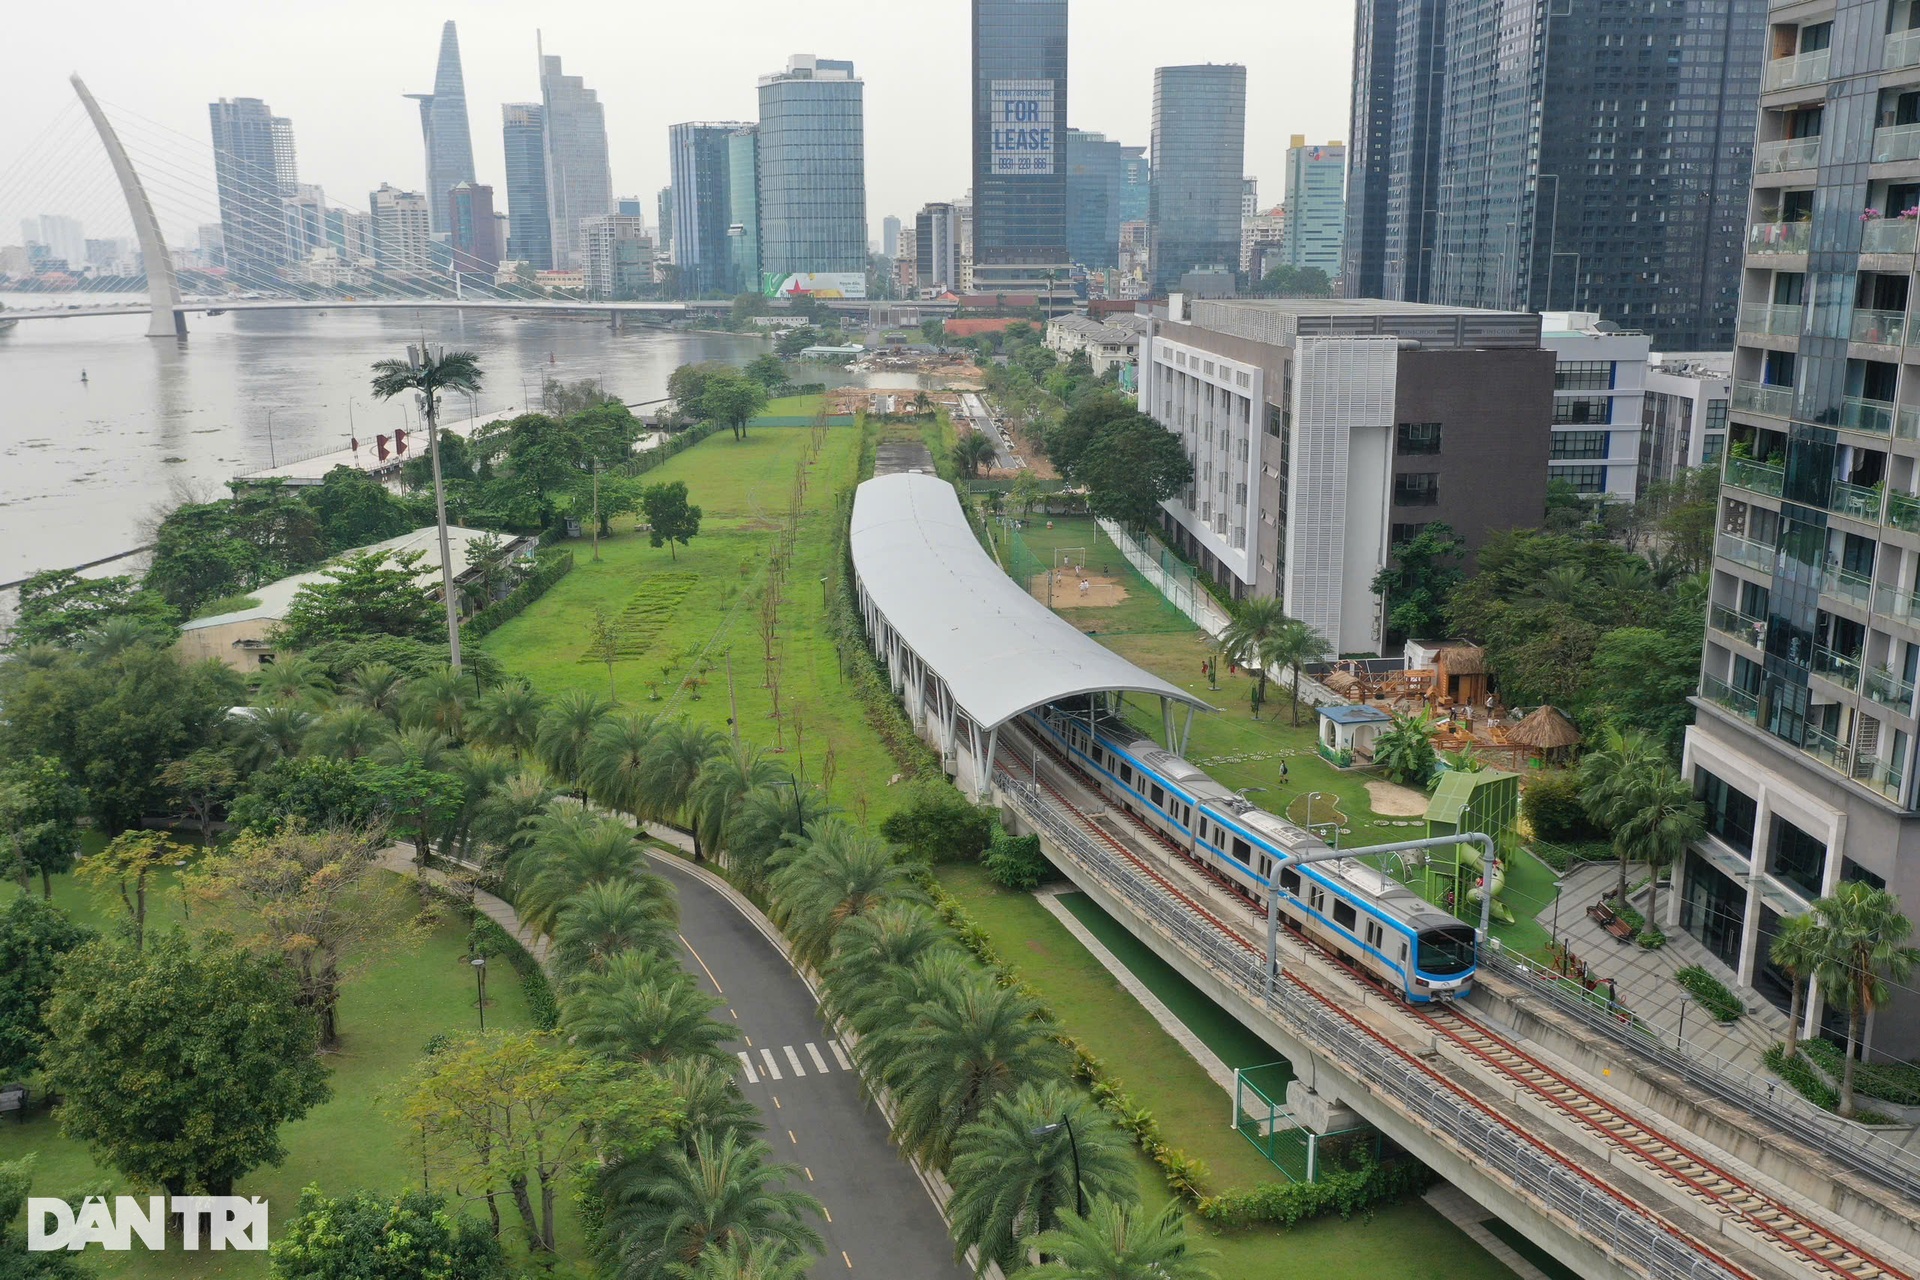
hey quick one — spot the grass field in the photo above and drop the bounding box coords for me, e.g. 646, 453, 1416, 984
0, 871, 560, 1278
760, 393, 827, 417
480, 422, 909, 825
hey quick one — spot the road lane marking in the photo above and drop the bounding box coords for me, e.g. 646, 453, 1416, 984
829, 1040, 852, 1070
678, 933, 724, 994
737, 1051, 757, 1084
760, 1048, 782, 1080
783, 1045, 806, 1076
804, 1167, 813, 1181
729, 1007, 738, 1020
823, 1207, 832, 1223
787, 1129, 797, 1144
843, 1250, 852, 1269
744, 1034, 753, 1047
805, 1042, 829, 1073
772, 1095, 781, 1109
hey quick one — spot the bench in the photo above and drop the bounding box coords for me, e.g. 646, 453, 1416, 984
1586, 900, 1638, 943
0, 1083, 26, 1124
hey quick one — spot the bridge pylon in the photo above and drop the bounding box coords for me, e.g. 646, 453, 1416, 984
70, 74, 185, 339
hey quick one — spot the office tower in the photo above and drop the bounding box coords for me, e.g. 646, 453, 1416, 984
1343, 0, 1761, 348
1148, 65, 1247, 292
368, 184, 432, 275
727, 128, 761, 291
657, 187, 674, 257
882, 215, 902, 260
1119, 149, 1150, 224
669, 122, 753, 297
971, 0, 1070, 300
209, 97, 298, 279
1642, 354, 1731, 491
1539, 312, 1652, 501
501, 104, 551, 271
757, 54, 867, 284
583, 214, 653, 299
1241, 209, 1286, 277
1141, 298, 1554, 651
1279, 137, 1345, 278
448, 182, 498, 275
1687, 7, 1920, 1058
20, 215, 84, 268
406, 20, 477, 236
280, 186, 329, 264
540, 47, 613, 270
915, 201, 962, 294
1066, 129, 1130, 269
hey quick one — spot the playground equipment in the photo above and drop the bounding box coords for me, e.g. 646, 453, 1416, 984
1423, 768, 1521, 927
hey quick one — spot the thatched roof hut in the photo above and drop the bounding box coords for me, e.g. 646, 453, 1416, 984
1431, 643, 1489, 705
1323, 670, 1364, 698
1504, 704, 1582, 763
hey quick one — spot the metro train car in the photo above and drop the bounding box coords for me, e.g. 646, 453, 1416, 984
1026, 699, 1477, 1002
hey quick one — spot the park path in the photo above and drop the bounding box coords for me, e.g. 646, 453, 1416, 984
375, 844, 551, 971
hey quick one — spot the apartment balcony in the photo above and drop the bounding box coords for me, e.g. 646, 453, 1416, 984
1851, 310, 1908, 347
1724, 455, 1786, 497
1829, 479, 1884, 521
1840, 394, 1897, 435
1757, 136, 1823, 173
1811, 643, 1863, 689
1898, 407, 1920, 441
1874, 579, 1920, 622
1891, 28, 1920, 71
1717, 531, 1778, 573
1700, 673, 1760, 724
1740, 302, 1803, 339
1889, 490, 1920, 534
1709, 602, 1767, 648
1801, 722, 1851, 773
1864, 665, 1918, 714
1732, 382, 1794, 418
1823, 564, 1874, 608
1765, 47, 1831, 91
1861, 218, 1920, 254
1874, 124, 1920, 165
1747, 221, 1811, 255
1801, 726, 1907, 802
1853, 756, 1907, 803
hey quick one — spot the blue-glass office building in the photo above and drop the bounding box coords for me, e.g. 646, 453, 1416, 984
972, 0, 1070, 298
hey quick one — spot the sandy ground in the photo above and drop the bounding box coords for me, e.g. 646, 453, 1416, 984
1365, 779, 1431, 817
1030, 570, 1129, 608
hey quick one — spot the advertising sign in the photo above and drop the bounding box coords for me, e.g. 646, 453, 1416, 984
989, 80, 1056, 176
762, 271, 868, 300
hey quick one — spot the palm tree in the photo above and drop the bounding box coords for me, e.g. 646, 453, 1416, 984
1808, 883, 1920, 1118
509, 810, 645, 934
470, 772, 557, 865
342, 661, 408, 721
689, 745, 786, 861
767, 820, 923, 970
443, 747, 514, 860
1770, 912, 1824, 1057
1219, 597, 1288, 715
949, 1081, 1137, 1276
234, 704, 314, 770
305, 704, 393, 762
1258, 618, 1330, 728
1531, 565, 1589, 608
723, 783, 829, 898
253, 656, 333, 708
1609, 764, 1702, 933
820, 901, 956, 1027
371, 346, 483, 670
953, 433, 997, 478
598, 1129, 823, 1280
655, 1057, 763, 1148
468, 681, 548, 762
404, 666, 468, 740
643, 720, 727, 851
536, 689, 614, 791
846, 947, 980, 1051
668, 1237, 812, 1280
585, 711, 663, 819
551, 877, 680, 982
1576, 726, 1663, 903
563, 959, 734, 1066
1016, 1197, 1217, 1280
374, 724, 455, 774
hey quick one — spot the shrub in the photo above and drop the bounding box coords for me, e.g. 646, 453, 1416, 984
1674, 965, 1744, 1023
1523, 772, 1597, 842
1767, 1043, 1841, 1111
462, 550, 574, 642
1637, 928, 1667, 950
983, 826, 1047, 890
1802, 1038, 1920, 1106
1195, 1158, 1437, 1228
472, 917, 556, 1031
879, 783, 994, 865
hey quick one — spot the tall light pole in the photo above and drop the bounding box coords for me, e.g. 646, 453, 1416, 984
1029, 1117, 1085, 1217
411, 345, 464, 673
471, 954, 488, 1031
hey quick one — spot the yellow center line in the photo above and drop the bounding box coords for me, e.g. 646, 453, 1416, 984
788, 1129, 797, 1144
842, 1249, 852, 1269
823, 1207, 832, 1223
804, 1167, 814, 1181
772, 1096, 781, 1109
679, 932, 724, 994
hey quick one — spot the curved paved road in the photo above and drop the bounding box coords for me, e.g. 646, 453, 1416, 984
646, 853, 971, 1280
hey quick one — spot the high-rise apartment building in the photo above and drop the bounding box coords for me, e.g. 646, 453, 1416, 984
209, 97, 298, 280
915, 201, 963, 294
1241, 178, 1259, 222
669, 122, 754, 297
583, 214, 653, 299
20, 215, 85, 269
971, 0, 1070, 301
540, 48, 612, 270
882, 215, 902, 261
281, 186, 330, 265
406, 21, 477, 237
1687, 4, 1920, 1059
757, 54, 867, 282
1148, 65, 1247, 292
657, 187, 674, 257
1066, 129, 1134, 269
368, 184, 432, 276
1279, 137, 1345, 278
1344, 0, 1762, 348
502, 103, 551, 271
447, 182, 498, 275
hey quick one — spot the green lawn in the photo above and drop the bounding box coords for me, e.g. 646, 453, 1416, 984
480, 423, 907, 825
0, 872, 563, 1278
760, 392, 827, 417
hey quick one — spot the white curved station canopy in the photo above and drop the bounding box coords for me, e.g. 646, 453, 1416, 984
850, 472, 1211, 731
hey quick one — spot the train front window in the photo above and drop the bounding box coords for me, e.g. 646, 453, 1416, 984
1417, 928, 1476, 976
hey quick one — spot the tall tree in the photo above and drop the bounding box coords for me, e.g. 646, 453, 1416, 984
1577, 726, 1665, 902
688, 744, 786, 860
1606, 764, 1703, 932
1770, 912, 1823, 1058
276, 550, 441, 650
698, 372, 771, 442
1016, 1198, 1217, 1280
1370, 524, 1466, 646
42, 931, 332, 1201
642, 720, 726, 851
768, 820, 923, 969
0, 755, 84, 897
1219, 598, 1289, 715
550, 878, 680, 982
584, 711, 664, 819
159, 746, 241, 843
1071, 414, 1192, 530
561, 952, 734, 1067
74, 830, 178, 953
342, 661, 410, 721
952, 433, 997, 478
536, 689, 613, 789
0, 896, 91, 1077
1259, 618, 1331, 728
641, 482, 704, 561
1808, 883, 1920, 1118
508, 810, 646, 934
269, 1186, 509, 1280
467, 682, 548, 761
8, 570, 178, 650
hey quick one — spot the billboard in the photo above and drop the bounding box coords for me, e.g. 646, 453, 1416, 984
989, 80, 1056, 176
763, 271, 868, 300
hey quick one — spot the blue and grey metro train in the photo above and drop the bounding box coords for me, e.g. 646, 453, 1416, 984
1025, 700, 1477, 1002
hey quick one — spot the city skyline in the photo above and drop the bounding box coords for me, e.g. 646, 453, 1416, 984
0, 2, 1351, 249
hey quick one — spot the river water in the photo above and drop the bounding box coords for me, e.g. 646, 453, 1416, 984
0, 296, 911, 585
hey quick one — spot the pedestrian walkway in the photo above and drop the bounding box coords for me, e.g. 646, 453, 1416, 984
1421, 1184, 1551, 1280
376, 845, 551, 971
734, 1039, 855, 1085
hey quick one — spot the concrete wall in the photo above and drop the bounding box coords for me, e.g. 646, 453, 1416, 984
175, 619, 274, 672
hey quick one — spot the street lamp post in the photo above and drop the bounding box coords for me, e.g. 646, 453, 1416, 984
1029, 1117, 1085, 1217
471, 955, 488, 1031
1676, 992, 1691, 1052
1550, 877, 1567, 946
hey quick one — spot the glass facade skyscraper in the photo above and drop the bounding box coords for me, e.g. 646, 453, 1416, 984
1148, 65, 1247, 293
502, 103, 551, 271
757, 55, 867, 282
1344, 0, 1762, 349
406, 20, 476, 237
728, 127, 761, 291
539, 48, 612, 271
1066, 129, 1131, 268
1280, 137, 1345, 277
208, 97, 297, 281
670, 122, 753, 297
971, 0, 1069, 299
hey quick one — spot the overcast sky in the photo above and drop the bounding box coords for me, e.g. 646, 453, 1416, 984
2, 0, 1354, 247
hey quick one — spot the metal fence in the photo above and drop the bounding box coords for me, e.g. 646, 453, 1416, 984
998, 768, 1750, 1280
1096, 518, 1233, 637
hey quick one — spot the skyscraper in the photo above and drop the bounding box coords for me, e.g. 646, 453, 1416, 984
368, 184, 432, 275
583, 214, 653, 299
656, 187, 674, 257
1148, 65, 1246, 292
405, 21, 477, 237
728, 127, 761, 291
757, 54, 867, 284
882, 215, 902, 261
669, 122, 753, 297
1344, 0, 1762, 348
501, 103, 551, 271
915, 201, 963, 294
209, 97, 298, 280
1065, 130, 1131, 269
971, 0, 1069, 301
447, 182, 498, 275
1280, 137, 1345, 278
539, 46, 612, 270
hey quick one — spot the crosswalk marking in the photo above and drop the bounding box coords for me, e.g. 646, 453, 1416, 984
805, 1042, 829, 1073
783, 1045, 806, 1076
739, 1041, 861, 1086
760, 1048, 783, 1081
830, 1040, 853, 1070
737, 1051, 758, 1084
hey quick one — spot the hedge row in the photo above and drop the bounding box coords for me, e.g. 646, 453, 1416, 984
1674, 965, 1745, 1023
472, 916, 558, 1031
1802, 1037, 1920, 1107
1195, 1159, 1437, 1228
462, 550, 575, 642
613, 421, 719, 479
